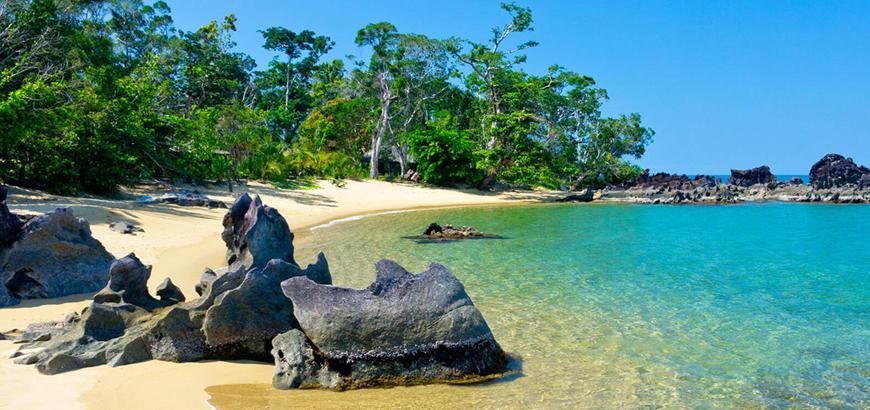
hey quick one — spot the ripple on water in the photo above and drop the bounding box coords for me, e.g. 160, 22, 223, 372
209, 202, 870, 409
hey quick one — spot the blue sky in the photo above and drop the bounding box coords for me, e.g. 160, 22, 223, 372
168, 0, 870, 174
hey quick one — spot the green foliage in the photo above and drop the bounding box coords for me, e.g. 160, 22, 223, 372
408, 129, 480, 185
0, 0, 654, 195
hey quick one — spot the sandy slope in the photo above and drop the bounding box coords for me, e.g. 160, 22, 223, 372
0, 180, 558, 410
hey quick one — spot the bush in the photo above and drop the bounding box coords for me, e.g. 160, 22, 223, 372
408, 129, 480, 185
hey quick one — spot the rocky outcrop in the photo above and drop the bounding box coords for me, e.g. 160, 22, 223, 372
8, 193, 507, 390
407, 223, 498, 242
136, 190, 226, 208
557, 188, 595, 202
0, 204, 115, 307
728, 166, 777, 187
7, 194, 332, 373
809, 154, 870, 189
276, 259, 507, 390
609, 171, 721, 191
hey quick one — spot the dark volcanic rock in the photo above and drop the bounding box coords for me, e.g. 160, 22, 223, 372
109, 221, 144, 235
221, 194, 295, 269
609, 171, 721, 190
0, 186, 23, 247
279, 259, 508, 390
728, 166, 777, 187
557, 188, 595, 202
10, 193, 333, 374
809, 154, 870, 189
0, 207, 115, 307
155, 278, 185, 303
412, 224, 495, 242
94, 254, 164, 309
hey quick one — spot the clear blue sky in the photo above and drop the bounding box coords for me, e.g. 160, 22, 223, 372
168, 0, 870, 174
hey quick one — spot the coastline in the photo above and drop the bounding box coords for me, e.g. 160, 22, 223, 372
0, 179, 561, 410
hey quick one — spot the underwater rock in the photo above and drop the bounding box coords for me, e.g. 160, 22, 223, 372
278, 259, 508, 390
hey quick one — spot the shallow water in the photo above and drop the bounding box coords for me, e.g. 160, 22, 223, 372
208, 202, 870, 409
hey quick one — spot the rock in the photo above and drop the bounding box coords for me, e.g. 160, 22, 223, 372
137, 190, 226, 208
412, 224, 495, 242
94, 254, 162, 309
221, 194, 296, 269
271, 329, 340, 390
423, 223, 443, 235
194, 268, 217, 296
809, 154, 870, 189
14, 193, 334, 375
557, 188, 594, 202
109, 221, 144, 235
0, 186, 24, 247
155, 278, 185, 303
608, 171, 721, 191
728, 166, 777, 187
0, 207, 115, 307
279, 259, 508, 390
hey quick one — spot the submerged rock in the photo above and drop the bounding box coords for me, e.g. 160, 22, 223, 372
0, 206, 115, 307
809, 154, 870, 189
278, 259, 508, 390
729, 166, 777, 187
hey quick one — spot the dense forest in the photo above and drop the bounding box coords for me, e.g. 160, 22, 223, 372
0, 0, 654, 195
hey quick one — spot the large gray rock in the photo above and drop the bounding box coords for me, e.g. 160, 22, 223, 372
279, 259, 507, 390
0, 207, 115, 307
10, 193, 333, 374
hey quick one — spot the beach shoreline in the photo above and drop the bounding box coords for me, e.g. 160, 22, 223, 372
0, 179, 560, 410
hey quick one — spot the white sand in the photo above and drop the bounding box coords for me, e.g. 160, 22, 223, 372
0, 180, 557, 410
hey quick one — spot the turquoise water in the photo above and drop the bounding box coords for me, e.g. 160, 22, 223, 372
288, 203, 869, 408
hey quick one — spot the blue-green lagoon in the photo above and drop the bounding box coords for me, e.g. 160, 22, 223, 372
211, 202, 869, 408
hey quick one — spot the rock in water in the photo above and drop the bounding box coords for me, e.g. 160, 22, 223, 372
728, 166, 777, 187
10, 194, 333, 373
278, 259, 508, 390
809, 154, 870, 189
0, 207, 115, 307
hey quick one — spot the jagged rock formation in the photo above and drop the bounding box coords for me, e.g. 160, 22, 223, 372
6, 194, 331, 373
275, 260, 507, 390
729, 166, 777, 187
0, 188, 115, 306
609, 171, 721, 191
7, 192, 507, 390
809, 154, 870, 189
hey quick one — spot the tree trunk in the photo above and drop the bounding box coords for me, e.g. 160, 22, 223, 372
369, 99, 390, 179
395, 144, 408, 177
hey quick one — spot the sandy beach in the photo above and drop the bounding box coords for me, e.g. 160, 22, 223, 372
0, 180, 558, 410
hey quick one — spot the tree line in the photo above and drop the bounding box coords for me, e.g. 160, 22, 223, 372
0, 0, 654, 195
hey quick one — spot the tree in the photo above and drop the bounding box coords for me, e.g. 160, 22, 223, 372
257, 27, 333, 140
354, 21, 397, 179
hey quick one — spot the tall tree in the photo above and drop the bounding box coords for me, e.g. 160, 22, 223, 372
257, 27, 333, 141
